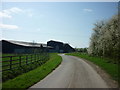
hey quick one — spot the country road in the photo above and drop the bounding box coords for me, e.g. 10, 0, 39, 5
30, 54, 109, 88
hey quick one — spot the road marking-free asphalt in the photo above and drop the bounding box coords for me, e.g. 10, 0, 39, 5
30, 54, 108, 88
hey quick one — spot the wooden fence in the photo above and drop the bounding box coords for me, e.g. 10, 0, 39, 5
0, 53, 49, 72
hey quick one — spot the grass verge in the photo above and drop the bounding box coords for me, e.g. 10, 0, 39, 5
2, 53, 62, 88
66, 52, 119, 82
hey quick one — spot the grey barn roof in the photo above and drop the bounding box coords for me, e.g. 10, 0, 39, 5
2, 40, 52, 48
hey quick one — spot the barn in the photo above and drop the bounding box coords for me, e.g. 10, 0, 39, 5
1, 40, 51, 54
47, 40, 75, 53
1, 40, 75, 54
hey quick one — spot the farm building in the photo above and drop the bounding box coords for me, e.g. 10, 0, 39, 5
47, 40, 75, 53
1, 40, 52, 54
1, 40, 75, 54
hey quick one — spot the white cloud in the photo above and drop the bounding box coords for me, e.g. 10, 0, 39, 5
0, 24, 19, 29
83, 9, 93, 12
3, 7, 23, 14
0, 12, 12, 18
0, 7, 34, 30
9, 7, 23, 13
0, 7, 23, 18
0, 7, 34, 19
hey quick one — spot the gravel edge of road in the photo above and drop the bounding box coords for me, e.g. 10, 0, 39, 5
73, 56, 118, 88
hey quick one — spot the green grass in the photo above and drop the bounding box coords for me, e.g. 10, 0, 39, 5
66, 52, 119, 82
2, 53, 49, 82
2, 53, 62, 88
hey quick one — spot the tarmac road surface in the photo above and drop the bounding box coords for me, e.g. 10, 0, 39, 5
30, 54, 108, 88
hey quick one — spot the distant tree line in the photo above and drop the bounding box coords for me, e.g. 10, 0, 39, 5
88, 14, 120, 63
75, 48, 88, 53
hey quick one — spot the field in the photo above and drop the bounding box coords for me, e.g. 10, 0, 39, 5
66, 52, 119, 82
2, 53, 62, 88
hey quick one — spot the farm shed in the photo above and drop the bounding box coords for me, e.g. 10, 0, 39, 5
47, 40, 75, 53
1, 40, 52, 54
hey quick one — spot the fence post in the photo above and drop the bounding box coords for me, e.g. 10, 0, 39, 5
19, 56, 21, 67
10, 56, 12, 70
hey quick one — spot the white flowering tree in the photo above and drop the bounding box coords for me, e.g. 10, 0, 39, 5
88, 14, 119, 63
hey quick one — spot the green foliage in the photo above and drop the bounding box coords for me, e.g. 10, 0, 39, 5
75, 48, 88, 53
88, 15, 120, 63
2, 53, 62, 88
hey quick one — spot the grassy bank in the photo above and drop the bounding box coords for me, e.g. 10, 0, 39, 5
66, 52, 118, 82
2, 53, 62, 88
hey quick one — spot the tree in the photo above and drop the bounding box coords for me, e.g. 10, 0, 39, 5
88, 14, 119, 63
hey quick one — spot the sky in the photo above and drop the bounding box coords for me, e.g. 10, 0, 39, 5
0, 2, 118, 48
